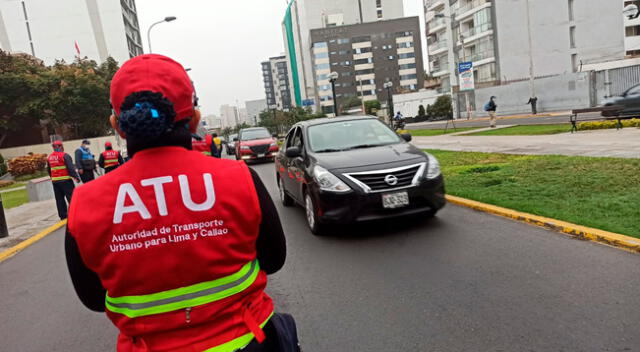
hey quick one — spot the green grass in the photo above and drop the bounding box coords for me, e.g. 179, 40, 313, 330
410, 127, 480, 136
466, 124, 572, 136
428, 150, 640, 238
0, 188, 28, 209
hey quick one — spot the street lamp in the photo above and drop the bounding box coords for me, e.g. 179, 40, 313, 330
329, 72, 339, 116
383, 81, 394, 122
147, 16, 177, 53
624, 3, 640, 19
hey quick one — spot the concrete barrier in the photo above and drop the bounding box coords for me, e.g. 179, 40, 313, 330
26, 177, 54, 202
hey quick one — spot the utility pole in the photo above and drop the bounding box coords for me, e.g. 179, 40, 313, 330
525, 0, 536, 99
359, 78, 365, 114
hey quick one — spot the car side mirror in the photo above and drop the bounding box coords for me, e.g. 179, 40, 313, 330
401, 133, 412, 142
285, 146, 302, 158
233, 137, 238, 142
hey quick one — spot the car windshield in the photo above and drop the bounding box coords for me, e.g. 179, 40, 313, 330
241, 129, 271, 141
308, 119, 401, 152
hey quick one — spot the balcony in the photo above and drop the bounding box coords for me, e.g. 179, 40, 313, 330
426, 0, 445, 12
455, 0, 491, 19
431, 63, 450, 77
460, 23, 493, 41
427, 18, 447, 34
428, 40, 448, 55
463, 50, 495, 63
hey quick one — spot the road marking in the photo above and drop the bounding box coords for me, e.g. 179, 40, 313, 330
446, 195, 640, 254
0, 219, 67, 263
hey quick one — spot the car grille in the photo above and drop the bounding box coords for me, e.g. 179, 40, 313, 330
249, 144, 270, 154
344, 163, 424, 193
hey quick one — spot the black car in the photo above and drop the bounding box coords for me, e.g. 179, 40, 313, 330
602, 83, 640, 115
275, 115, 446, 235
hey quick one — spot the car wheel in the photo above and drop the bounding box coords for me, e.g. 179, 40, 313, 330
278, 177, 294, 207
304, 191, 326, 236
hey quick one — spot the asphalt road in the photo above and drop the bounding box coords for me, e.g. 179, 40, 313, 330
406, 112, 603, 130
1, 159, 639, 351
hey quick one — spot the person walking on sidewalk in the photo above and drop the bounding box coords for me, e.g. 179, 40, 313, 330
484, 96, 498, 128
47, 141, 80, 220
98, 141, 124, 173
527, 96, 538, 115
74, 139, 97, 183
65, 54, 298, 352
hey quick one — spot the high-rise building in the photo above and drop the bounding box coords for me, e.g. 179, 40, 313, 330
310, 16, 424, 116
623, 0, 640, 56
220, 104, 239, 128
0, 0, 143, 65
261, 55, 292, 111
245, 99, 267, 125
282, 0, 405, 109
425, 0, 625, 97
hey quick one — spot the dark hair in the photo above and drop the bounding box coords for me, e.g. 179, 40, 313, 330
212, 133, 218, 137
118, 91, 192, 157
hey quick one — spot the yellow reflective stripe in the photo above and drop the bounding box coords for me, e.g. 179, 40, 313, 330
105, 158, 118, 162
106, 261, 260, 318
51, 166, 67, 170
52, 176, 71, 181
203, 312, 273, 352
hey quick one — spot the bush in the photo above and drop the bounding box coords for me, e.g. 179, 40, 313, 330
578, 118, 640, 130
8, 154, 48, 176
418, 105, 426, 117
0, 154, 6, 176
364, 100, 381, 115
0, 180, 15, 188
428, 96, 453, 120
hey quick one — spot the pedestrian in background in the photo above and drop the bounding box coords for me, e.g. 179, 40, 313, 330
212, 132, 222, 158
98, 141, 124, 173
191, 133, 213, 156
74, 139, 96, 183
47, 140, 79, 220
527, 96, 538, 115
484, 96, 498, 128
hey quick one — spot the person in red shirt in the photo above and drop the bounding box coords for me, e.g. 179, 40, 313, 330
46, 140, 80, 219
98, 141, 124, 173
65, 54, 297, 351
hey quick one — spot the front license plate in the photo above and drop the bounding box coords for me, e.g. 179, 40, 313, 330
257, 154, 265, 158
382, 191, 409, 209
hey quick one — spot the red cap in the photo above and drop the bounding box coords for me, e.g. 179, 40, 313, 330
110, 54, 195, 122
52, 140, 63, 146
105, 141, 112, 147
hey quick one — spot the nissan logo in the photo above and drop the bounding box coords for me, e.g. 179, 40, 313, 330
384, 174, 398, 186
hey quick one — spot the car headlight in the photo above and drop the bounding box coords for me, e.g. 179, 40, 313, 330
270, 142, 278, 147
425, 154, 441, 179
241, 145, 250, 150
313, 166, 351, 193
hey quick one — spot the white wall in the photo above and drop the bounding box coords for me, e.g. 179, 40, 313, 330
393, 90, 439, 117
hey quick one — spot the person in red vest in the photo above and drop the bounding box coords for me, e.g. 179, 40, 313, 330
46, 140, 80, 220
98, 141, 124, 173
64, 54, 297, 352
191, 133, 213, 156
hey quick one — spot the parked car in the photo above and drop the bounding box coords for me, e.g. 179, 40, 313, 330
602, 83, 640, 115
235, 127, 279, 162
226, 134, 237, 155
275, 115, 445, 235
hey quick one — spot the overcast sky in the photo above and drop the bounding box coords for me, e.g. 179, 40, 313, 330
136, 0, 424, 116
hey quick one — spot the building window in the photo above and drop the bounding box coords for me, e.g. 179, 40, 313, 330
354, 58, 373, 65
571, 54, 578, 73
352, 36, 371, 43
627, 49, 640, 56
569, 26, 576, 48
568, 0, 574, 21
399, 63, 417, 70
317, 74, 329, 81
377, 9, 383, 19
626, 25, 640, 37
313, 42, 328, 48
399, 74, 418, 81
388, 55, 395, 60
398, 52, 415, 59
314, 52, 329, 59
397, 42, 414, 49
355, 68, 375, 75
354, 47, 372, 54
337, 38, 350, 44
315, 63, 330, 70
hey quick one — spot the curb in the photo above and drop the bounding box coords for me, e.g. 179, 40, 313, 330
445, 195, 640, 254
0, 219, 67, 263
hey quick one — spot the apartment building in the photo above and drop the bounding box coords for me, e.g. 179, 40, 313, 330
624, 0, 640, 56
245, 99, 267, 126
282, 0, 404, 108
425, 0, 625, 96
0, 0, 143, 64
261, 55, 292, 111
310, 17, 424, 116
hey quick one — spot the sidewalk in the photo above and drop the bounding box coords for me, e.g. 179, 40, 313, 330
407, 110, 571, 128
0, 198, 59, 250
412, 127, 640, 159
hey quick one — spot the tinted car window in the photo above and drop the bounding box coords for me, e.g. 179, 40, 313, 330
627, 85, 640, 96
292, 127, 304, 150
308, 119, 401, 152
284, 128, 297, 149
241, 129, 271, 140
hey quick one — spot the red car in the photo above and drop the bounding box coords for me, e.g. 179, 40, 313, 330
234, 127, 279, 162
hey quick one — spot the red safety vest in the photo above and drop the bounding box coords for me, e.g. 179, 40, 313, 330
103, 150, 120, 168
192, 137, 212, 156
47, 151, 71, 182
68, 146, 273, 352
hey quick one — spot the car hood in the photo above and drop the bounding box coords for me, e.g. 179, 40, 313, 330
602, 96, 624, 105
239, 138, 274, 146
313, 143, 427, 172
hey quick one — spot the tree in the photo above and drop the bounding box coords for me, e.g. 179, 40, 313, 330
363, 100, 381, 115
0, 51, 47, 146
221, 127, 233, 139
428, 95, 453, 120
340, 96, 362, 113
418, 104, 426, 117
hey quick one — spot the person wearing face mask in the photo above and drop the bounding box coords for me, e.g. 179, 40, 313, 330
47, 140, 80, 219
75, 139, 97, 183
